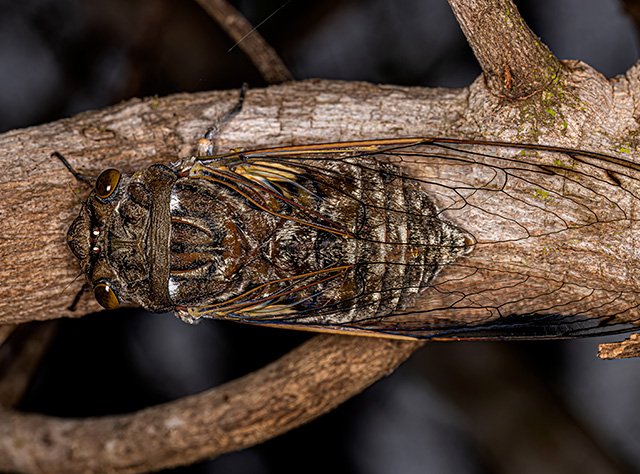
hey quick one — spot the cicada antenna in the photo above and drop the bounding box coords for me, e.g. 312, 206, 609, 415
52, 151, 97, 185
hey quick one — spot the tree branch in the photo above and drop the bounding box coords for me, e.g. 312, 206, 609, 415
194, 0, 293, 84
2, 1, 640, 471
1, 61, 639, 466
3, 64, 636, 324
448, 0, 563, 98
1, 80, 484, 325
0, 335, 421, 473
0, 322, 58, 409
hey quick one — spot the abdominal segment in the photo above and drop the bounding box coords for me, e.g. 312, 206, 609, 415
167, 156, 471, 324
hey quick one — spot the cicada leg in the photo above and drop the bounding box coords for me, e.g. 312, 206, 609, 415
197, 83, 248, 157
67, 282, 91, 311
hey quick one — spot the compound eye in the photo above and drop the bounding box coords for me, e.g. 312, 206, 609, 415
94, 282, 120, 310
95, 169, 121, 199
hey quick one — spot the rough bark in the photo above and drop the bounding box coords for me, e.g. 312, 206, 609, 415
1, 0, 640, 472
448, 0, 563, 98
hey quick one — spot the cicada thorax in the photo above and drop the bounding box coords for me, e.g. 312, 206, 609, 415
167, 155, 471, 324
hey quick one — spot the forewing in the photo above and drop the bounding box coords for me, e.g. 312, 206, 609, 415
186, 139, 640, 340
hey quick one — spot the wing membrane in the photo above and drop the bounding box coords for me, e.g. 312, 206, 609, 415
179, 138, 640, 339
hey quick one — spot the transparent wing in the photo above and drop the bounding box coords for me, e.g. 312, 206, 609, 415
182, 138, 640, 340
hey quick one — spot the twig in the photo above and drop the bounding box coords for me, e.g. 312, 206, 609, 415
0, 325, 16, 348
194, 0, 293, 84
598, 333, 640, 360
447, 0, 563, 99
0, 335, 421, 473
0, 321, 58, 409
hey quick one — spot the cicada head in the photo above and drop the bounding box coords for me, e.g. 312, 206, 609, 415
67, 164, 177, 312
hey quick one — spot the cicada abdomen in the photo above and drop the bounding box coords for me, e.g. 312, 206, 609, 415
168, 148, 472, 325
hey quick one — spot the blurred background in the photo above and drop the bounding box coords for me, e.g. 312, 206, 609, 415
3, 0, 640, 472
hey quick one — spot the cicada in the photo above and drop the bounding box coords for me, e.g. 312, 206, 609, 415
63, 137, 640, 340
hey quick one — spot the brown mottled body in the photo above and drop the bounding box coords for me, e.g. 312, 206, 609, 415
67, 140, 471, 328
169, 156, 469, 324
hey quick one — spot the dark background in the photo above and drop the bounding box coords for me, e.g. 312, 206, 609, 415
3, 0, 640, 472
